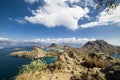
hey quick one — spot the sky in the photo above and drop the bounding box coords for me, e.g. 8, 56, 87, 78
0, 0, 120, 45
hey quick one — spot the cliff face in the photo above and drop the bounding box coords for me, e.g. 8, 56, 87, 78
80, 40, 120, 54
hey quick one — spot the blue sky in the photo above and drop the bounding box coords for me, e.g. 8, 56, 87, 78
0, 0, 120, 45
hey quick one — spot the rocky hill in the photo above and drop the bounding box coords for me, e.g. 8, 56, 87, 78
80, 40, 120, 54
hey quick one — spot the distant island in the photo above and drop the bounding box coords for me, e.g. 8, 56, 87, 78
0, 47, 4, 49
9, 40, 120, 80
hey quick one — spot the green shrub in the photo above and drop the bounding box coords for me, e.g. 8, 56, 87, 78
20, 59, 47, 74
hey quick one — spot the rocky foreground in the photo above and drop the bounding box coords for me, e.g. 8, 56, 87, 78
10, 40, 120, 80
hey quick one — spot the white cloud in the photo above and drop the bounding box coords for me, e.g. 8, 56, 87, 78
0, 37, 96, 44
24, 0, 39, 4
107, 39, 120, 46
69, 0, 80, 3
8, 18, 26, 24
0, 37, 10, 41
14, 19, 26, 24
67, 0, 95, 7
78, 0, 95, 7
80, 5, 120, 28
8, 17, 12, 20
25, 0, 89, 30
83, 0, 95, 7
31, 37, 96, 44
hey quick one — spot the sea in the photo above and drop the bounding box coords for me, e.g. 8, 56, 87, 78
0, 47, 57, 80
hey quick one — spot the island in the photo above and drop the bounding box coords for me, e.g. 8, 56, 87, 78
9, 40, 120, 80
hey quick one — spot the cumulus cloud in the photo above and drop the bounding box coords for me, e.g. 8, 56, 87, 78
0, 37, 10, 41
23, 0, 119, 29
80, 5, 120, 28
31, 37, 96, 44
24, 0, 39, 4
25, 0, 90, 30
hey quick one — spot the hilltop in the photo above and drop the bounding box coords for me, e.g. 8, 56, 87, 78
80, 40, 120, 54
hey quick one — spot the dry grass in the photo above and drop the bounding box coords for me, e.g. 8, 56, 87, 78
48, 60, 65, 73
81, 55, 106, 68
80, 73, 93, 80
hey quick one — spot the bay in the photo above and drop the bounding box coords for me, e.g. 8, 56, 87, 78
0, 47, 57, 80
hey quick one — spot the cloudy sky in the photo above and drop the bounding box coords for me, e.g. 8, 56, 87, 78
0, 0, 120, 45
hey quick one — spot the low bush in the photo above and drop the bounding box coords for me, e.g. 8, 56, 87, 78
19, 59, 47, 74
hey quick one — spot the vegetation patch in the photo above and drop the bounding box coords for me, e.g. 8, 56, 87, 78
19, 59, 47, 74
81, 55, 107, 68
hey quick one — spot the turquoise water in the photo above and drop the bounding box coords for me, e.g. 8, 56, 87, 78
110, 53, 120, 59
41, 56, 58, 64
0, 47, 58, 80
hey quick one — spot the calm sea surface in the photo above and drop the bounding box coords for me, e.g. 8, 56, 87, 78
0, 47, 57, 80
